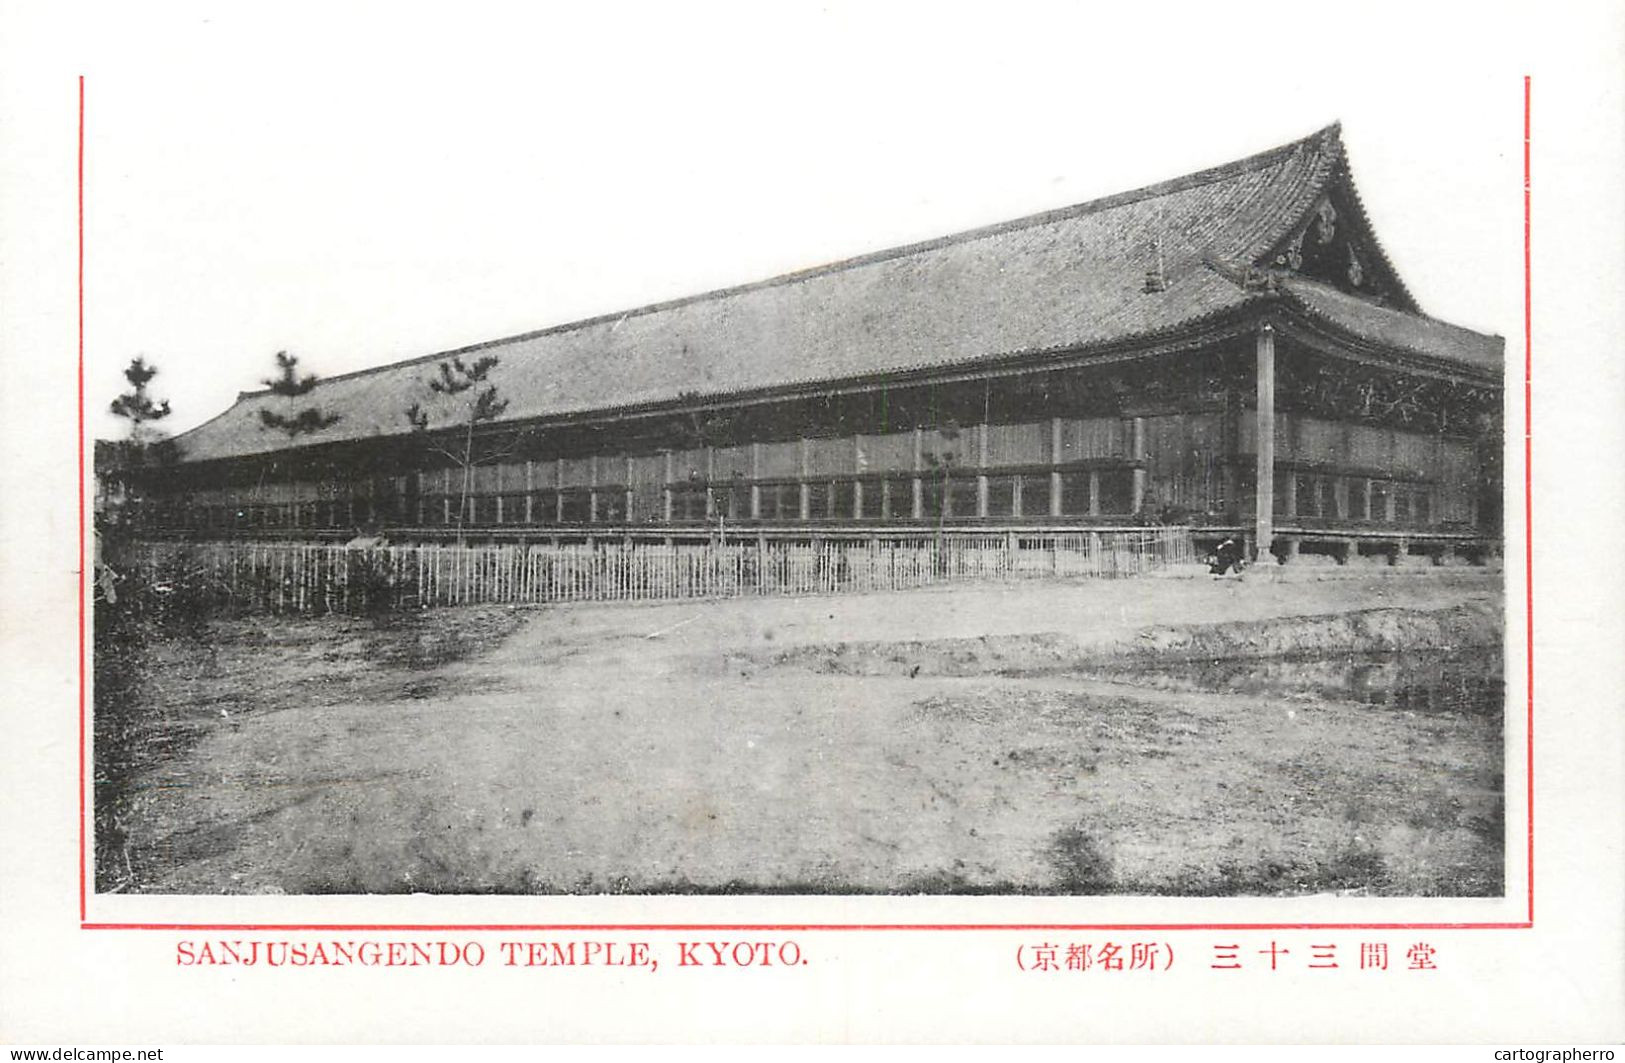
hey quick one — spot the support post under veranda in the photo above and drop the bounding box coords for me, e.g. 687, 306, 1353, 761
1254, 322, 1276, 562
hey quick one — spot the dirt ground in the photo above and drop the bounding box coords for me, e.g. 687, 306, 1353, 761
96, 569, 1505, 896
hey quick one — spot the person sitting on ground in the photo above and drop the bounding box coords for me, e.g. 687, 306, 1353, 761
1209, 536, 1244, 576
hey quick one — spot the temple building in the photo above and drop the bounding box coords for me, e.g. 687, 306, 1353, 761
146, 123, 1503, 563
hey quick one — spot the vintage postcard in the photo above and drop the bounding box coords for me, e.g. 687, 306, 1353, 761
2, 0, 1621, 1046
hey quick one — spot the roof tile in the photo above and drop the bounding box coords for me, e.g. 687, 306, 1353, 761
173, 124, 1496, 463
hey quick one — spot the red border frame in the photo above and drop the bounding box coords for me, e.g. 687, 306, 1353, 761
73, 79, 1534, 936
1522, 73, 1536, 924
78, 73, 89, 926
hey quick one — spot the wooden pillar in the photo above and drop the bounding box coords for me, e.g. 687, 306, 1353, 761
976, 423, 989, 518
555, 458, 565, 524
1088, 469, 1100, 517
798, 438, 811, 521
524, 460, 535, 524
1130, 416, 1146, 515
1049, 417, 1063, 517
851, 436, 864, 519
747, 442, 760, 523
1283, 473, 1298, 519
625, 456, 634, 525
663, 451, 675, 523
1254, 323, 1276, 559
588, 455, 600, 523
705, 447, 716, 520
1221, 393, 1239, 518
912, 428, 924, 520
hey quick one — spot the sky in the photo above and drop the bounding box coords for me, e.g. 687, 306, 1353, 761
60, 1, 1540, 439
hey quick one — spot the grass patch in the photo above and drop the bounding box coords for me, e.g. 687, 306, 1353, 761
97, 575, 1504, 896
1048, 826, 1117, 893
93, 603, 529, 893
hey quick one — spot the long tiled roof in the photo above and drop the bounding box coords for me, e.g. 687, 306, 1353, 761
173, 124, 1500, 463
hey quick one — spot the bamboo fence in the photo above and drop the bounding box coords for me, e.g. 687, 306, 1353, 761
120, 529, 1196, 616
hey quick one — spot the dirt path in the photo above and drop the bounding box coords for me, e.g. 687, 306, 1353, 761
104, 571, 1504, 895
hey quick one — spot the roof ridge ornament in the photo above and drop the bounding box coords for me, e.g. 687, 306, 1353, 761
1315, 198, 1339, 243
1274, 229, 1306, 271
1142, 234, 1168, 293
1201, 252, 1283, 294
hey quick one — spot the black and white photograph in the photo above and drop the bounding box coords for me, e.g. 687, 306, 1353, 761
4, 0, 1623, 1048
90, 117, 1508, 899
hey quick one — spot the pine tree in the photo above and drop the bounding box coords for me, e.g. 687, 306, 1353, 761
109, 356, 172, 444
405, 355, 512, 541
104, 356, 178, 525
258, 351, 341, 438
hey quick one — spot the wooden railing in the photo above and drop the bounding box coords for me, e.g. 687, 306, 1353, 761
115, 528, 1196, 616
